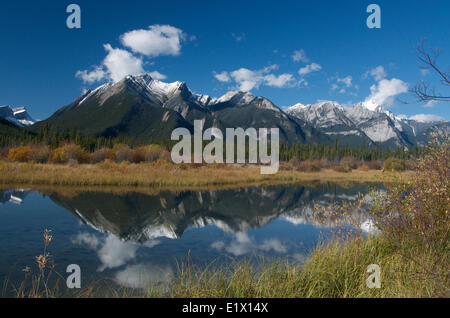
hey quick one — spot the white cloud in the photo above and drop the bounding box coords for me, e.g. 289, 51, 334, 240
330, 83, 339, 91
102, 44, 145, 82
120, 25, 185, 57
364, 78, 408, 106
214, 71, 231, 82
424, 100, 438, 108
337, 76, 353, 88
364, 66, 387, 81
264, 73, 294, 88
292, 49, 309, 63
76, 67, 106, 84
76, 24, 187, 84
219, 65, 294, 91
409, 114, 445, 123
148, 71, 167, 80
298, 63, 322, 76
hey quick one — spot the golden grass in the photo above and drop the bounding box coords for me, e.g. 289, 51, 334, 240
0, 161, 412, 190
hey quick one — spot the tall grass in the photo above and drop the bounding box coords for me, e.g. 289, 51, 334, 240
0, 160, 410, 189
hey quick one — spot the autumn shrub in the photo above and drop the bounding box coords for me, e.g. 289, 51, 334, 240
317, 158, 332, 169
297, 160, 321, 172
357, 164, 369, 171
51, 144, 89, 164
8, 146, 33, 162
0, 147, 9, 160
332, 164, 351, 173
340, 157, 358, 170
90, 148, 109, 164
383, 157, 406, 172
287, 157, 300, 170
366, 160, 383, 170
369, 132, 449, 293
112, 144, 133, 163
31, 145, 51, 163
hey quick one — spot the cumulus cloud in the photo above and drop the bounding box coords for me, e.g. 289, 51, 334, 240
364, 78, 408, 106
76, 24, 187, 84
337, 76, 353, 88
76, 67, 106, 84
292, 49, 309, 63
214, 71, 231, 82
264, 73, 294, 88
409, 114, 445, 123
148, 71, 167, 80
364, 66, 387, 81
298, 63, 322, 76
102, 44, 146, 82
120, 25, 185, 57
216, 65, 295, 91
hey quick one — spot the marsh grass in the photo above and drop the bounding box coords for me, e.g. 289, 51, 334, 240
0, 161, 410, 189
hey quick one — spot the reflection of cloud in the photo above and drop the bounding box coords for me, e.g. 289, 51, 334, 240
211, 232, 287, 256
360, 220, 380, 235
72, 233, 101, 250
98, 235, 139, 271
115, 263, 173, 289
72, 232, 161, 272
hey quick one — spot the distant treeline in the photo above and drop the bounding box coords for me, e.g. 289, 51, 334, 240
0, 123, 425, 162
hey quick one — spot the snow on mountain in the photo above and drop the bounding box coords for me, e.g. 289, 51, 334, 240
286, 99, 447, 146
0, 105, 36, 126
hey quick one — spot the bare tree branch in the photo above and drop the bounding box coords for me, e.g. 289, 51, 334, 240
411, 39, 450, 103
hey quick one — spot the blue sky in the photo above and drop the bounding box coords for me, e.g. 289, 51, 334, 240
0, 0, 449, 121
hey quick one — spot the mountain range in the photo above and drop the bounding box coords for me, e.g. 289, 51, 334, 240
1, 74, 448, 147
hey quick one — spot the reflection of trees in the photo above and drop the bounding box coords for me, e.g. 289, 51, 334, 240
38, 183, 376, 243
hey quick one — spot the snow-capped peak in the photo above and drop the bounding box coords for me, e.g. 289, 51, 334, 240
287, 102, 307, 110
217, 91, 257, 104
0, 105, 36, 126
126, 74, 186, 96
361, 98, 383, 112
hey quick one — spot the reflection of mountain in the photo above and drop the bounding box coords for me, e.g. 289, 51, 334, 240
38, 184, 374, 243
0, 189, 29, 205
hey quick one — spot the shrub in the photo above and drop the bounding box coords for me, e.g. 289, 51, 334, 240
369, 133, 449, 292
90, 148, 109, 164
31, 145, 50, 163
297, 160, 321, 172
383, 157, 406, 172
332, 164, 351, 173
366, 160, 383, 170
340, 157, 358, 170
288, 157, 300, 170
357, 164, 369, 171
317, 158, 332, 169
51, 145, 89, 164
8, 146, 33, 162
112, 144, 133, 163
132, 145, 171, 163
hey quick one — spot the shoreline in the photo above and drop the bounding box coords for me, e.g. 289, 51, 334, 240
0, 161, 411, 191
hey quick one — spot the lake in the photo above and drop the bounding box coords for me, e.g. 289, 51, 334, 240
0, 183, 379, 293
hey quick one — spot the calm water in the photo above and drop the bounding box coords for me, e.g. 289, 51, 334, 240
0, 183, 379, 291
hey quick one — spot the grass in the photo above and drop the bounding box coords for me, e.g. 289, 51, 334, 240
0, 161, 411, 190
5, 235, 445, 298
163, 236, 446, 298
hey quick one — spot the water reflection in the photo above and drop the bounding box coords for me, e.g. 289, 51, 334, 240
0, 183, 379, 290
